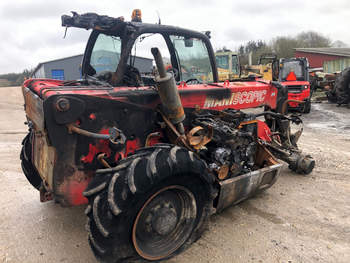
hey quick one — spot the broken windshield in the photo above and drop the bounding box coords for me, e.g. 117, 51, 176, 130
86, 29, 215, 86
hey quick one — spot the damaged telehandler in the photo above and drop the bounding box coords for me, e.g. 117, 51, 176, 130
20, 11, 315, 263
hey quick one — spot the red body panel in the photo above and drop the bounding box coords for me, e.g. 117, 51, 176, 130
179, 81, 277, 110
23, 79, 278, 111
23, 78, 280, 205
281, 80, 310, 108
257, 121, 272, 142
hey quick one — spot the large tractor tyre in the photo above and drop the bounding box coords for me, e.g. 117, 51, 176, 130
20, 132, 42, 190
84, 145, 216, 263
335, 67, 350, 105
303, 99, 311, 114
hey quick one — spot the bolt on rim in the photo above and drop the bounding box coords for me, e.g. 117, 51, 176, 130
132, 185, 197, 261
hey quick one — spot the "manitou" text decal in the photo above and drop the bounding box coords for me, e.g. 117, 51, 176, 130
204, 90, 267, 108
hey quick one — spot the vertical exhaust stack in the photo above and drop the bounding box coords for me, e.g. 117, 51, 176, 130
248, 51, 253, 66
151, 47, 185, 134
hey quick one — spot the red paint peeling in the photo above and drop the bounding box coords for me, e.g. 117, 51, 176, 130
67, 178, 91, 205
67, 138, 140, 206
81, 128, 111, 163
58, 170, 93, 206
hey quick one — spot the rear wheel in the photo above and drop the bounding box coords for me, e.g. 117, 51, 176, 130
20, 132, 42, 190
84, 145, 215, 262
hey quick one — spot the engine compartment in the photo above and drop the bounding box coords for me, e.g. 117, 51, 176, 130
190, 109, 261, 180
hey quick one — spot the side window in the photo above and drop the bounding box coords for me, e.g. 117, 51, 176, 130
90, 33, 122, 74
216, 55, 229, 70
231, 55, 239, 75
171, 36, 213, 83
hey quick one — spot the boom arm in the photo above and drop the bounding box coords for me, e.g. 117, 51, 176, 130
61, 11, 125, 31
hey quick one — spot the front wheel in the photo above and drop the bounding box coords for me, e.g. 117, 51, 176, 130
303, 99, 311, 114
84, 145, 215, 262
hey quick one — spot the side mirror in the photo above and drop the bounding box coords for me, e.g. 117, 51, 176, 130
184, 38, 193, 47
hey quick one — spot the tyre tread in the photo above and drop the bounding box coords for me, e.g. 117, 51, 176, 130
85, 144, 215, 263
20, 132, 42, 190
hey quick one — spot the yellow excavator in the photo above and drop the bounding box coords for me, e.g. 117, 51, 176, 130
215, 51, 278, 81
242, 53, 278, 80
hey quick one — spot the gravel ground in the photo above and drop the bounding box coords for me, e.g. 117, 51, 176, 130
0, 87, 349, 263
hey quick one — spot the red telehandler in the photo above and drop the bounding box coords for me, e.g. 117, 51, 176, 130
21, 11, 314, 262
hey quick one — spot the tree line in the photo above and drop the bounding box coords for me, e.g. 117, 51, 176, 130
236, 31, 346, 65
0, 69, 34, 87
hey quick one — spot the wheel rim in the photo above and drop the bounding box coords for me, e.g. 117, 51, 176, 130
132, 185, 197, 261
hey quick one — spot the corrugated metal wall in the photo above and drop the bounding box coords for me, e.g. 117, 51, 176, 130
295, 51, 343, 68
323, 58, 350, 73
44, 55, 83, 80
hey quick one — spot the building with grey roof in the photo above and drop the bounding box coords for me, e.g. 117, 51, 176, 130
32, 54, 153, 80
295, 48, 350, 71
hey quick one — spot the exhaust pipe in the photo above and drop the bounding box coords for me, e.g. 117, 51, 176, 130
151, 47, 185, 134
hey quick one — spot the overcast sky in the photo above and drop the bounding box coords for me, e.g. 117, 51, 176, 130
0, 0, 349, 74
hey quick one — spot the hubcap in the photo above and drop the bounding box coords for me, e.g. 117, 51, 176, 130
132, 185, 197, 261
151, 205, 178, 236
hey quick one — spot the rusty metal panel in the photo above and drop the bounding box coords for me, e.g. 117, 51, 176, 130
33, 132, 56, 190
216, 163, 282, 213
323, 58, 350, 73
22, 86, 45, 131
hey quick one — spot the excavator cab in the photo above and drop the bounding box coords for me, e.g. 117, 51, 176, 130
258, 53, 278, 81
215, 50, 240, 81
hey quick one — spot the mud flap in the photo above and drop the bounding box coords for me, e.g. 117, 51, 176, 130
216, 163, 283, 213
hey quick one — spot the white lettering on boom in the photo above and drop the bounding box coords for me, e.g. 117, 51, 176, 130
204, 90, 267, 108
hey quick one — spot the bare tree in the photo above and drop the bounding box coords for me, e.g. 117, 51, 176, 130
270, 31, 331, 59
296, 31, 331, 48
239, 31, 343, 64
271, 36, 299, 59
238, 40, 272, 64
332, 40, 348, 48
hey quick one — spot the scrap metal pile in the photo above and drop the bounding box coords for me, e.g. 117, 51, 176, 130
311, 67, 350, 106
